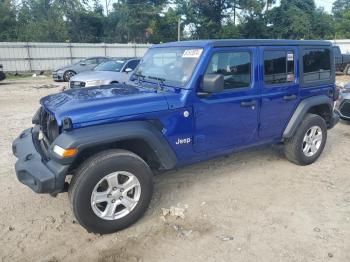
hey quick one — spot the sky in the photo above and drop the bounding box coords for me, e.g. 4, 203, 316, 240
275, 0, 334, 13
315, 0, 334, 12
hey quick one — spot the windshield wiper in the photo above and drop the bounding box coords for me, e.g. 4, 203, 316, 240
148, 76, 166, 91
133, 72, 146, 85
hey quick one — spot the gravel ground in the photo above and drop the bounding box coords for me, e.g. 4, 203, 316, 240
0, 77, 349, 262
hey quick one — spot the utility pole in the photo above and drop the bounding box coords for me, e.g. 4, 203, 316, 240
233, 2, 236, 25
178, 18, 181, 41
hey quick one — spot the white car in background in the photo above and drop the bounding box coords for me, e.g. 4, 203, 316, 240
69, 58, 140, 89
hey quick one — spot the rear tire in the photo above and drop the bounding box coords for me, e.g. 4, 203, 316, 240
284, 113, 327, 166
69, 149, 153, 234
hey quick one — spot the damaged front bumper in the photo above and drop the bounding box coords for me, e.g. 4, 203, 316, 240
12, 127, 69, 194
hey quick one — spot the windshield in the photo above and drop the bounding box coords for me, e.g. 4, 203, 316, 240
134, 47, 203, 87
94, 60, 126, 72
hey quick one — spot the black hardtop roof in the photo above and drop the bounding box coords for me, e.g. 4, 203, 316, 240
154, 39, 333, 48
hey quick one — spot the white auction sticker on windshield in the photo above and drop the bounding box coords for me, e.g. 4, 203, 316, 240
182, 49, 203, 58
287, 53, 294, 61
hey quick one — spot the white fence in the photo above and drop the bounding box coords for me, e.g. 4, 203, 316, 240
1, 40, 350, 72
0, 42, 151, 72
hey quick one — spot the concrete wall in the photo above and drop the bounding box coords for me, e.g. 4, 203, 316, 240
0, 42, 151, 72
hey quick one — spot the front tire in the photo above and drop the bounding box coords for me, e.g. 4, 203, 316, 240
63, 70, 76, 82
69, 149, 153, 234
284, 113, 327, 166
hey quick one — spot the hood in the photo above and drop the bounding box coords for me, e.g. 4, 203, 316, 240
40, 84, 169, 128
71, 71, 126, 82
55, 64, 76, 71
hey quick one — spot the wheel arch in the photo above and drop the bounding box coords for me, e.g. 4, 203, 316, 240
64, 69, 77, 75
283, 95, 333, 139
52, 121, 177, 173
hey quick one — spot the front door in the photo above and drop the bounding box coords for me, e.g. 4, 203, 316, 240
259, 46, 300, 139
193, 47, 259, 152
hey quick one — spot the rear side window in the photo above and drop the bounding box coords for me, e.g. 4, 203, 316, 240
264, 50, 295, 85
303, 48, 331, 82
206, 51, 251, 90
84, 58, 98, 65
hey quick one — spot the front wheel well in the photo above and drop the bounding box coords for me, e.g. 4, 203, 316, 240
306, 104, 332, 127
65, 70, 76, 74
68, 139, 161, 173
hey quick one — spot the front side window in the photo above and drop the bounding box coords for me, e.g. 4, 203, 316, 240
134, 47, 203, 87
125, 60, 139, 71
206, 51, 251, 90
264, 50, 295, 85
303, 48, 331, 82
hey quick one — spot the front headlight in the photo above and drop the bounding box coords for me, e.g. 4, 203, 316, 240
85, 80, 103, 87
53, 145, 78, 158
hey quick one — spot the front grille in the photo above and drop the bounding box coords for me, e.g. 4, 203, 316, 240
70, 81, 85, 89
339, 100, 350, 118
38, 107, 59, 144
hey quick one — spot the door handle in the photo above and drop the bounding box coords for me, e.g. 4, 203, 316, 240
283, 95, 297, 101
240, 100, 257, 107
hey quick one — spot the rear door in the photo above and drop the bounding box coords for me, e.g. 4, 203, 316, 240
259, 46, 300, 139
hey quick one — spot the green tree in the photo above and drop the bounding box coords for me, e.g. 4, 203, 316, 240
17, 0, 68, 42
311, 8, 334, 39
267, 0, 317, 39
334, 9, 350, 38
0, 0, 18, 41
238, 0, 268, 38
105, 0, 166, 43
148, 7, 180, 43
332, 0, 350, 16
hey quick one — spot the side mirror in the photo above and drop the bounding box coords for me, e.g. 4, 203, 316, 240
80, 62, 86, 66
125, 68, 133, 73
200, 74, 224, 95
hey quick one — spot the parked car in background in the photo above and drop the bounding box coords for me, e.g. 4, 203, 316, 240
333, 46, 350, 75
335, 82, 350, 121
0, 64, 5, 81
53, 57, 110, 82
69, 58, 140, 88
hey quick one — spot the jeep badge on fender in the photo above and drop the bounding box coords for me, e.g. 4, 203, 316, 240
12, 40, 339, 234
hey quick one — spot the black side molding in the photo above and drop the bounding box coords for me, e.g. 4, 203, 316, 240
51, 121, 178, 170
283, 95, 334, 139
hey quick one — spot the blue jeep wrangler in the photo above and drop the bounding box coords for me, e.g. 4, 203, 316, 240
12, 40, 339, 234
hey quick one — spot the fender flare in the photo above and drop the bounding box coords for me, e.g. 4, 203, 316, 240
51, 121, 177, 170
282, 95, 333, 139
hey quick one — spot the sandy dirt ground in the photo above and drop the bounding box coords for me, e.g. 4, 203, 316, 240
0, 76, 350, 262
